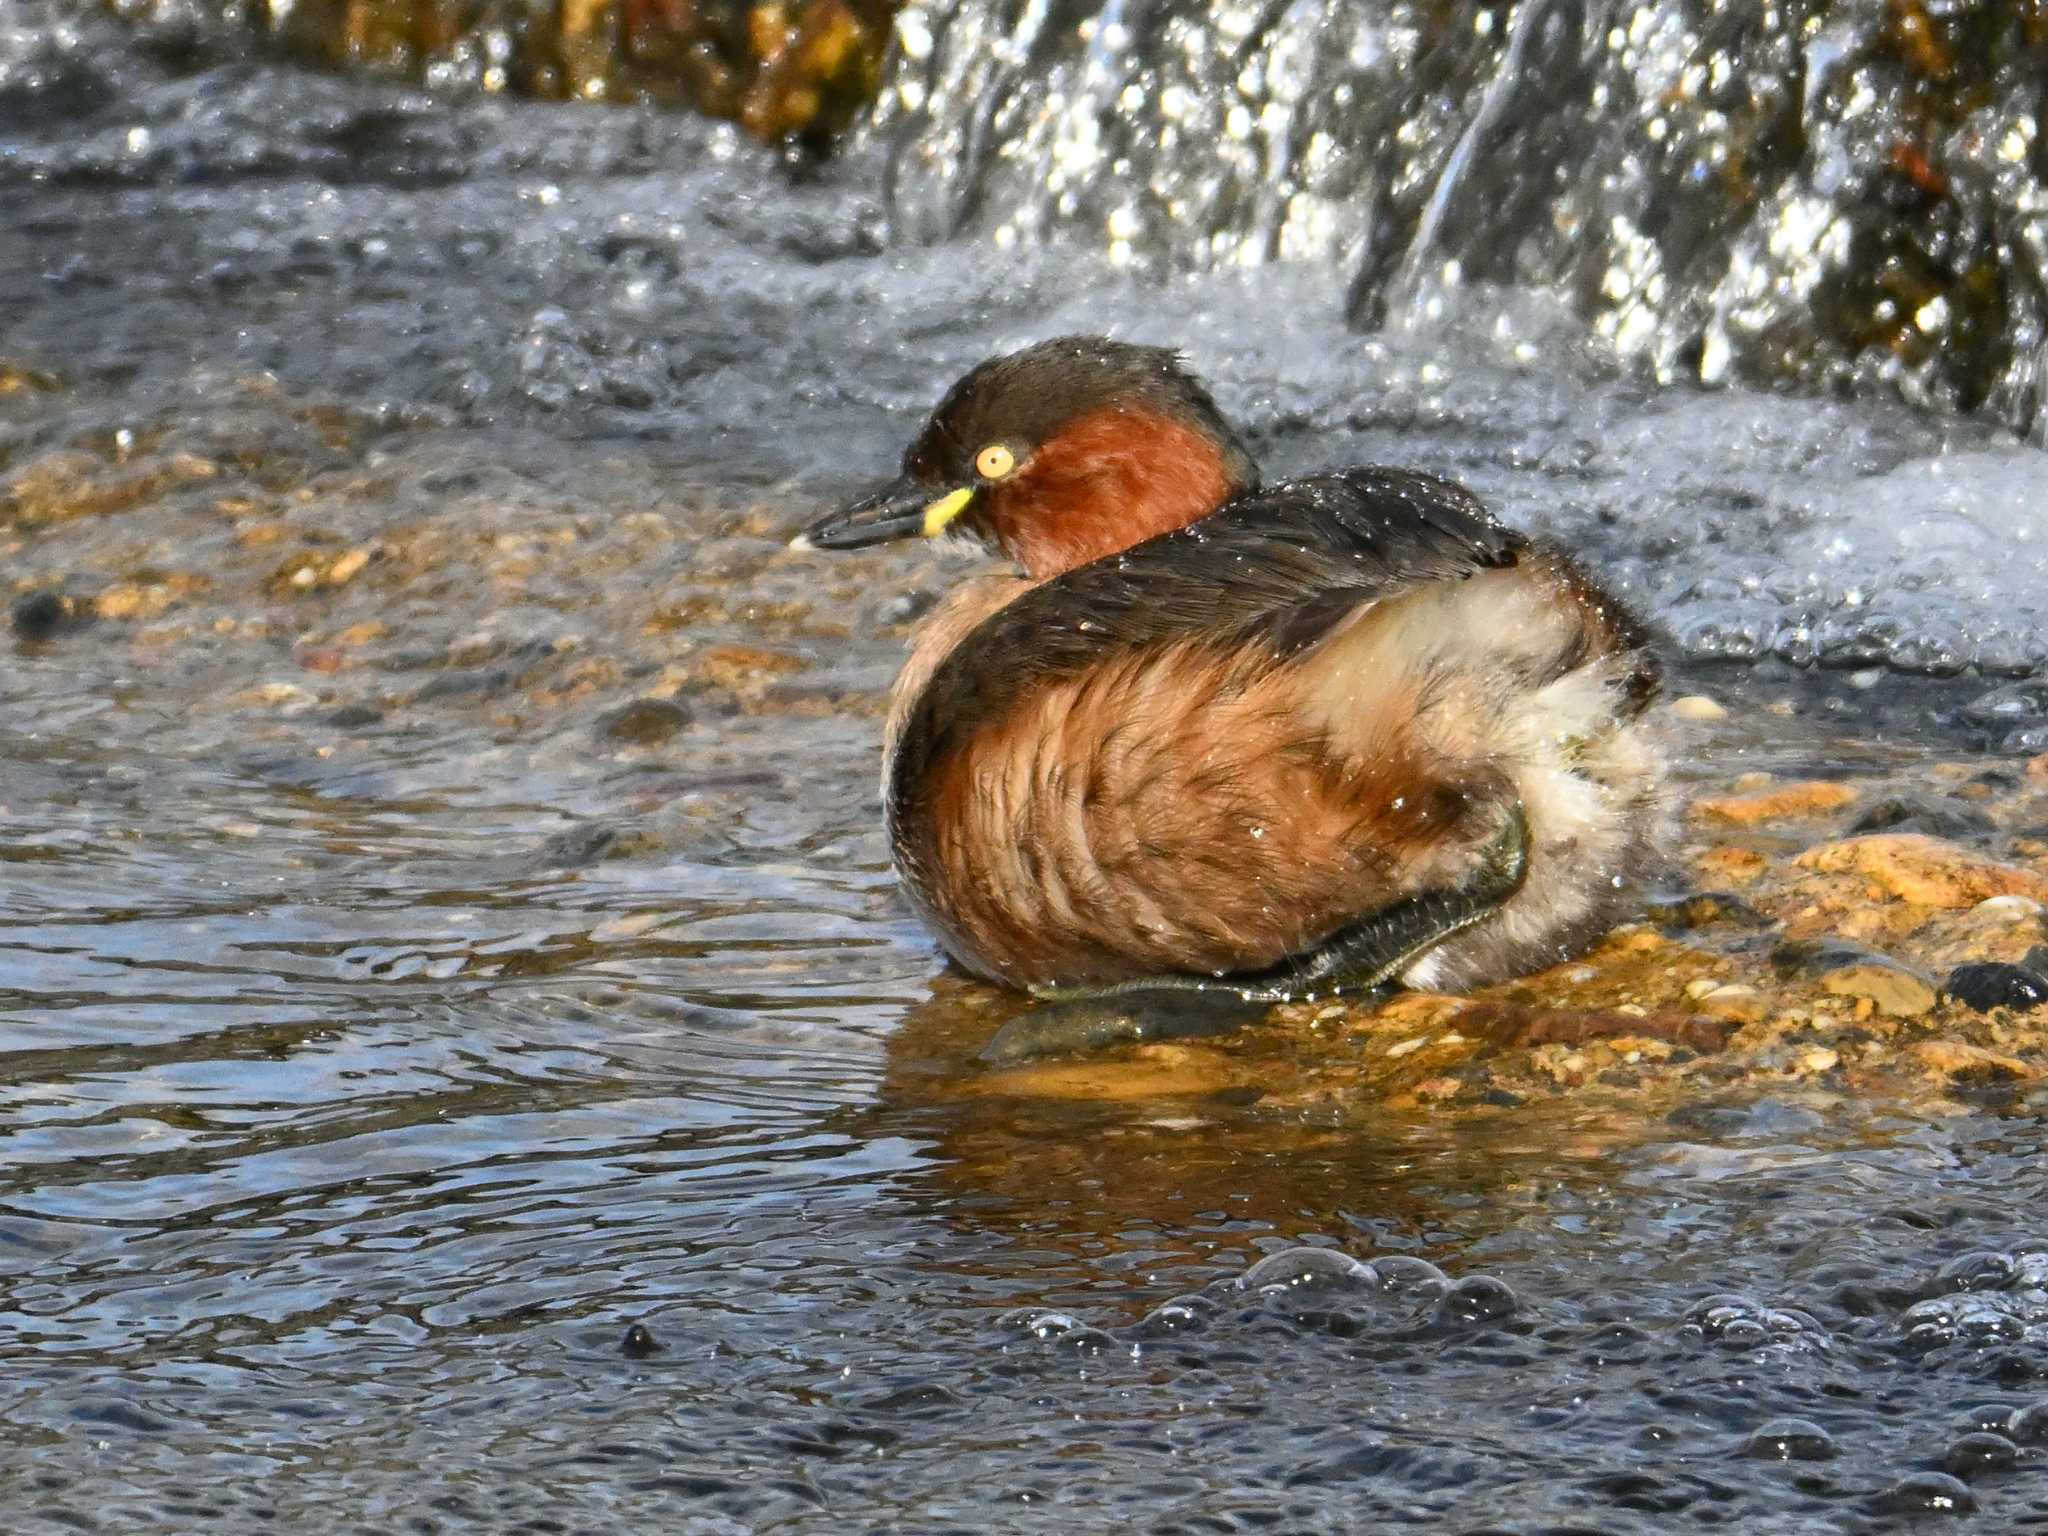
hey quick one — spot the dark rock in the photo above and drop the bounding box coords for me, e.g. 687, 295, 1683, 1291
1944, 962, 2048, 1014
324, 703, 384, 728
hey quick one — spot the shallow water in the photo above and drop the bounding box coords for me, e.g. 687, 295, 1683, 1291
7, 7, 2048, 1532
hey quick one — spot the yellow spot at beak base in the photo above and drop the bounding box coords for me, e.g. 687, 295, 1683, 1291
922, 487, 975, 539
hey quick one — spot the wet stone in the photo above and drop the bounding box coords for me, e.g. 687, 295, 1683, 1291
620, 1323, 663, 1358
1770, 939, 1938, 1018
1942, 1431, 2019, 1480
1691, 780, 1858, 825
1944, 962, 2048, 1015
1739, 1417, 1836, 1461
1850, 796, 1997, 841
1870, 1472, 1977, 1515
1795, 834, 2048, 908
597, 697, 693, 746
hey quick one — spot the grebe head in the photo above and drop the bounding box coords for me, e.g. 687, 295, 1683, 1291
793, 336, 1259, 580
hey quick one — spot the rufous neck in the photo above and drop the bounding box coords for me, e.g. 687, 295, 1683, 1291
989, 405, 1246, 580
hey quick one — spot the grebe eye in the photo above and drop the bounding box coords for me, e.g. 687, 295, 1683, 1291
974, 444, 1017, 481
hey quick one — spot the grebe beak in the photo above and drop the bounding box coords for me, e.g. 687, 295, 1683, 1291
790, 477, 974, 552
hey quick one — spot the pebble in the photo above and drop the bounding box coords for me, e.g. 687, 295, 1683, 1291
1972, 894, 2045, 921
1911, 1041, 2039, 1082
1690, 780, 1858, 825
1693, 846, 1769, 885
1699, 984, 1769, 1025
1667, 694, 1727, 721
1794, 834, 2048, 907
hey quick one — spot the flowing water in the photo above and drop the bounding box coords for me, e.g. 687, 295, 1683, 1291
6, 2, 2048, 1530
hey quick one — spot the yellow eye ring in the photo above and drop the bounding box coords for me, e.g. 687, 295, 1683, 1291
974, 443, 1017, 481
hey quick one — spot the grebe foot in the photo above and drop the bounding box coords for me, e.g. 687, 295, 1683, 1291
1025, 804, 1530, 1008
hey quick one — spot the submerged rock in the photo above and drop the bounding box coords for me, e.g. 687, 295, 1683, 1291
1691, 781, 1858, 826
597, 696, 692, 745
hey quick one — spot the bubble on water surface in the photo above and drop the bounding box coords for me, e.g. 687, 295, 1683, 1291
1370, 1255, 1452, 1298
1933, 1250, 2026, 1294
1682, 1294, 1830, 1352
1130, 1295, 1216, 1339
1870, 1471, 1978, 1515
1941, 1431, 2019, 1481
1739, 1417, 1837, 1462
1432, 1275, 1518, 1328
2008, 1400, 2048, 1444
1238, 1246, 1378, 1295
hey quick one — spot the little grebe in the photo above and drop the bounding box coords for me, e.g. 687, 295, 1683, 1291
793, 336, 1668, 1003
